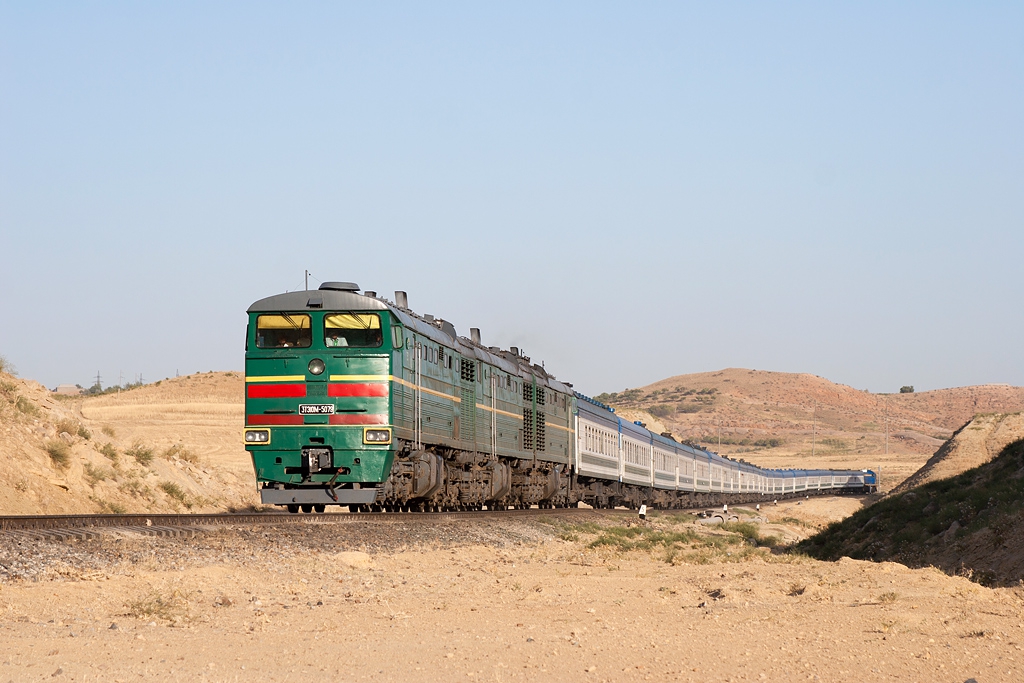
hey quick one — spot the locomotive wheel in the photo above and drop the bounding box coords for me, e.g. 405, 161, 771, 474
301, 504, 313, 514
287, 504, 299, 514
313, 504, 326, 513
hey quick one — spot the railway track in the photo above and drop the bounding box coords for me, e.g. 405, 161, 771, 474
0, 506, 610, 542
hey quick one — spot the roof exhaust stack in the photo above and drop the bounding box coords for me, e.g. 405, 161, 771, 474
364, 290, 376, 298
395, 291, 408, 309
470, 328, 481, 345
510, 346, 519, 357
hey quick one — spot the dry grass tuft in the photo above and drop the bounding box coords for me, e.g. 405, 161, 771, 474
159, 481, 191, 508
125, 589, 194, 624
44, 439, 71, 469
163, 443, 200, 465
126, 442, 154, 466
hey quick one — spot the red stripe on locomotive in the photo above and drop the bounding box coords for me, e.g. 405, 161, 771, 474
246, 414, 304, 425
247, 383, 307, 398
327, 383, 388, 398
328, 414, 389, 425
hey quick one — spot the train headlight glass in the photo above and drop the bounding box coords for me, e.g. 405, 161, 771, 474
363, 428, 391, 444
245, 429, 270, 444
308, 358, 326, 375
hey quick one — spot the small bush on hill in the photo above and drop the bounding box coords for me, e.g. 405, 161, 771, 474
126, 442, 154, 466
44, 440, 71, 469
99, 442, 119, 462
0, 354, 16, 376
159, 481, 191, 507
15, 397, 38, 416
163, 443, 200, 465
900, 386, 915, 394
648, 404, 675, 418
83, 463, 114, 485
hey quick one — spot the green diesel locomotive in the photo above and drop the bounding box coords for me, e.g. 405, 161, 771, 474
245, 282, 574, 513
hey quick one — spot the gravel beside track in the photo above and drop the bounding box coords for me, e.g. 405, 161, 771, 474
0, 507, 612, 583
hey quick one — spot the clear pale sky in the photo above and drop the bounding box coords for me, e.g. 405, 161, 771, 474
1, 3, 1022, 397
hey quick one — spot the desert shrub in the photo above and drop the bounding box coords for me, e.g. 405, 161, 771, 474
44, 440, 71, 469
126, 589, 194, 624
648, 404, 675, 418
753, 438, 783, 448
83, 462, 114, 485
900, 386, 915, 394
77, 424, 92, 439
819, 438, 849, 452
119, 479, 152, 498
93, 498, 127, 514
0, 354, 16, 376
126, 442, 154, 466
159, 481, 191, 507
677, 402, 703, 413
0, 380, 16, 400
15, 397, 38, 416
99, 442, 119, 462
101, 425, 116, 437
55, 418, 80, 436
721, 521, 781, 548
163, 443, 200, 465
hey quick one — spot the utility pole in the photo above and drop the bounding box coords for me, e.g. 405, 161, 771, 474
718, 415, 721, 451
95, 371, 101, 391
305, 269, 309, 291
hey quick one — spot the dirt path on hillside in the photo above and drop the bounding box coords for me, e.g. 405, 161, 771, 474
2, 506, 1022, 682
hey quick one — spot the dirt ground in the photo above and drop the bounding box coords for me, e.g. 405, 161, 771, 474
2, 503, 1023, 682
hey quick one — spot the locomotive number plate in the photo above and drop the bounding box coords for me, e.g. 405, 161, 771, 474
299, 404, 336, 415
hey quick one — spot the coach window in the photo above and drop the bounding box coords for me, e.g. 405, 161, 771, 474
324, 313, 382, 348
256, 314, 312, 349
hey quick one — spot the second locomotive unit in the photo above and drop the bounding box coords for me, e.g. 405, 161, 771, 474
244, 282, 876, 513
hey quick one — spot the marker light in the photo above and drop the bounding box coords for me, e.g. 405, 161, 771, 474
363, 428, 392, 444
245, 429, 270, 444
308, 358, 326, 375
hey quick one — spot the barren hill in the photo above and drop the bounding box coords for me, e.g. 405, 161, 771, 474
0, 370, 255, 515
596, 369, 1024, 490
889, 412, 1024, 496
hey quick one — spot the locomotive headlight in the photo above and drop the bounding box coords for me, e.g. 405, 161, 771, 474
308, 358, 326, 375
363, 428, 391, 444
244, 429, 270, 444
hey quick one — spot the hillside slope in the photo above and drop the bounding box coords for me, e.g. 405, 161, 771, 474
889, 413, 1024, 496
0, 370, 256, 515
796, 438, 1024, 586
595, 368, 1024, 490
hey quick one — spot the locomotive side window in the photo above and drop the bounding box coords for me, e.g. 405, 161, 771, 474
324, 313, 382, 348
256, 314, 312, 348
392, 326, 403, 349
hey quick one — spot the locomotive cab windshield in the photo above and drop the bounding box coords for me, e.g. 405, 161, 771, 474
256, 314, 312, 348
325, 313, 382, 348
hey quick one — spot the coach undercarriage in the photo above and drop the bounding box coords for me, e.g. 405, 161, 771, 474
316, 442, 864, 513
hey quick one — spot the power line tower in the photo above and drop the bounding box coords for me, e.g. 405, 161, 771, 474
94, 371, 102, 391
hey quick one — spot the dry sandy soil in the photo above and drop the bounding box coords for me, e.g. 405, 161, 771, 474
2, 505, 1023, 682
